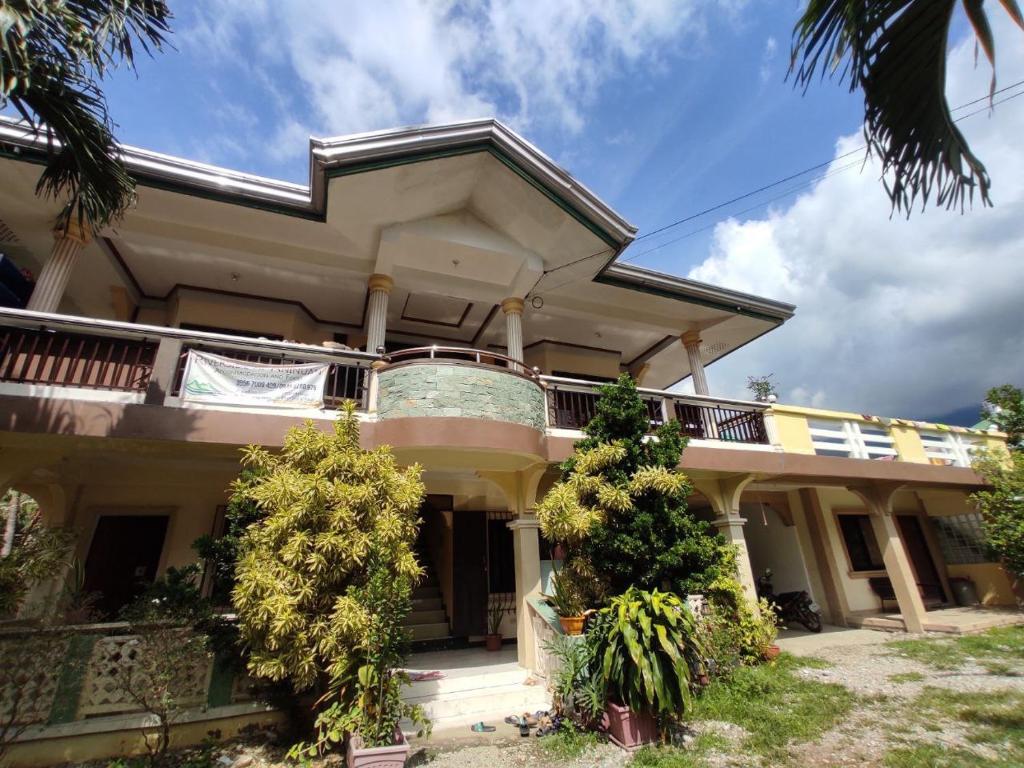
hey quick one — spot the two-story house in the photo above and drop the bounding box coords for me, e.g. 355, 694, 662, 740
0, 117, 1018, 758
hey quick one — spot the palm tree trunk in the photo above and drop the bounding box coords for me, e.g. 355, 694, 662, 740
1, 491, 19, 558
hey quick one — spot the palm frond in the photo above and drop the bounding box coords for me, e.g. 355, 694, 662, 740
791, 0, 1024, 215
0, 0, 172, 228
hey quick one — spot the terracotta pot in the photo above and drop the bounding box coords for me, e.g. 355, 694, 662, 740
484, 633, 503, 652
347, 729, 410, 768
601, 702, 658, 751
559, 615, 585, 636
764, 644, 781, 661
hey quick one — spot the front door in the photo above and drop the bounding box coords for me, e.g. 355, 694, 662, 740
83, 515, 169, 619
896, 514, 946, 605
451, 511, 488, 636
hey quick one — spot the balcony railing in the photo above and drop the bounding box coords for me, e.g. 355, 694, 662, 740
0, 307, 377, 408
542, 375, 771, 446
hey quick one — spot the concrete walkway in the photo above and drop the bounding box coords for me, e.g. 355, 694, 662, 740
776, 625, 890, 657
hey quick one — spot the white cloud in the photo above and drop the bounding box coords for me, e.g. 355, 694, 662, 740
760, 35, 777, 83
187, 1, 735, 140
688, 16, 1024, 419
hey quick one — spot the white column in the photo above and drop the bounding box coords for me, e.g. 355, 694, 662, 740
501, 297, 524, 364
27, 221, 91, 313
681, 330, 710, 396
365, 273, 393, 354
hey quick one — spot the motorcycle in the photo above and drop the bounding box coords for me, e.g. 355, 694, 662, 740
756, 569, 822, 633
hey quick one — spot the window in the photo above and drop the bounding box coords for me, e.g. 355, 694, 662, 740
837, 514, 885, 572
934, 513, 990, 564
487, 514, 516, 594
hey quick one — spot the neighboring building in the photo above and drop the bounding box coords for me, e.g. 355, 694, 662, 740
0, 117, 1018, 759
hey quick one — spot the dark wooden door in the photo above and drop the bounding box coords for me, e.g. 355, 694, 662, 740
84, 515, 169, 619
896, 515, 946, 604
451, 511, 488, 636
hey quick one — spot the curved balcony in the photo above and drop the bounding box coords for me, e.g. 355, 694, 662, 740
375, 347, 547, 432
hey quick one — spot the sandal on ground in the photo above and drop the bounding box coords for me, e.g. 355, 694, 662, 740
503, 715, 519, 725
471, 722, 496, 732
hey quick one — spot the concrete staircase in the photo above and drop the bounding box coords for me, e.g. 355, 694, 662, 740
402, 648, 550, 732
403, 563, 451, 643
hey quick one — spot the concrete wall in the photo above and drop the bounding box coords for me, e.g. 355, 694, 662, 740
377, 363, 546, 430
741, 502, 812, 596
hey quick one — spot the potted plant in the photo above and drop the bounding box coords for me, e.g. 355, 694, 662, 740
485, 602, 505, 651
546, 568, 586, 635
589, 588, 704, 751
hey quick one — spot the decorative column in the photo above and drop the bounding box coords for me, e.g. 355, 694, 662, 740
365, 273, 393, 354
693, 475, 758, 603
27, 220, 92, 313
681, 330, 709, 396
501, 297, 524, 364
508, 513, 542, 670
849, 483, 928, 633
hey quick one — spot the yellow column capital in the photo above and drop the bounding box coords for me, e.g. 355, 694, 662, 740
680, 330, 702, 348
500, 296, 525, 315
367, 273, 394, 294
54, 218, 92, 246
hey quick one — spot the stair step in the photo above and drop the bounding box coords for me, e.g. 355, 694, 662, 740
411, 597, 443, 611
403, 683, 550, 726
409, 622, 451, 641
405, 666, 530, 698
402, 609, 447, 626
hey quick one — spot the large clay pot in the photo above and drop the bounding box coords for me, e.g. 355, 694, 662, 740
484, 633, 503, 652
764, 644, 781, 661
346, 730, 410, 768
602, 702, 658, 751
558, 615, 585, 636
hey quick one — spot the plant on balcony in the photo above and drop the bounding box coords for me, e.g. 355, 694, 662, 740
537, 374, 735, 601
231, 402, 427, 760
746, 374, 778, 403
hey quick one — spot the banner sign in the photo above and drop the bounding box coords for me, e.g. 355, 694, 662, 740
181, 351, 328, 409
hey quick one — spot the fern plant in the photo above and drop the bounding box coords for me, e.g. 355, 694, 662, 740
589, 588, 704, 717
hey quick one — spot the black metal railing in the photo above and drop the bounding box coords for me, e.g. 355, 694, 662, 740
544, 377, 770, 446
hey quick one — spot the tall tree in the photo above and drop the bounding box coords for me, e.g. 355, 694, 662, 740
538, 375, 735, 601
983, 384, 1024, 450
1, 0, 172, 228
791, 1, 1024, 215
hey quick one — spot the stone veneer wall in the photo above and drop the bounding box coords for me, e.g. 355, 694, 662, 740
376, 363, 546, 431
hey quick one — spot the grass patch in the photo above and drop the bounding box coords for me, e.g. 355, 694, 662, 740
631, 734, 729, 768
538, 724, 603, 760
884, 687, 1024, 767
889, 672, 925, 683
884, 744, 1020, 768
687, 653, 854, 759
887, 626, 1024, 672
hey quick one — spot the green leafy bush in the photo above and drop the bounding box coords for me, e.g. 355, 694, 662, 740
588, 588, 704, 717
537, 375, 735, 604
702, 578, 778, 670
972, 448, 1024, 580
231, 402, 427, 751
544, 633, 605, 729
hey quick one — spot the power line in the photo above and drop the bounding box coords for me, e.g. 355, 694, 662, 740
528, 78, 1024, 296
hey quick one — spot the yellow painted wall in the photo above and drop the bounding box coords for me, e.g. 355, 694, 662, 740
917, 489, 1018, 607
813, 487, 879, 612
768, 407, 815, 454
889, 425, 927, 463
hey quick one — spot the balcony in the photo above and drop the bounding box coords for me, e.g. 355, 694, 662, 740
543, 375, 771, 446
376, 347, 547, 431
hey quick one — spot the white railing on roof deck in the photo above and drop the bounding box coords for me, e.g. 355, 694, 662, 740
808, 418, 898, 460
919, 429, 984, 468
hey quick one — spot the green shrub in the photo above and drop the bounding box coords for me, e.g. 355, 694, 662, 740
702, 577, 778, 669
231, 402, 427, 752
588, 587, 704, 718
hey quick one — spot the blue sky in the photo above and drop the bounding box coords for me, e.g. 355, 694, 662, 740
94, 3, 1024, 420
